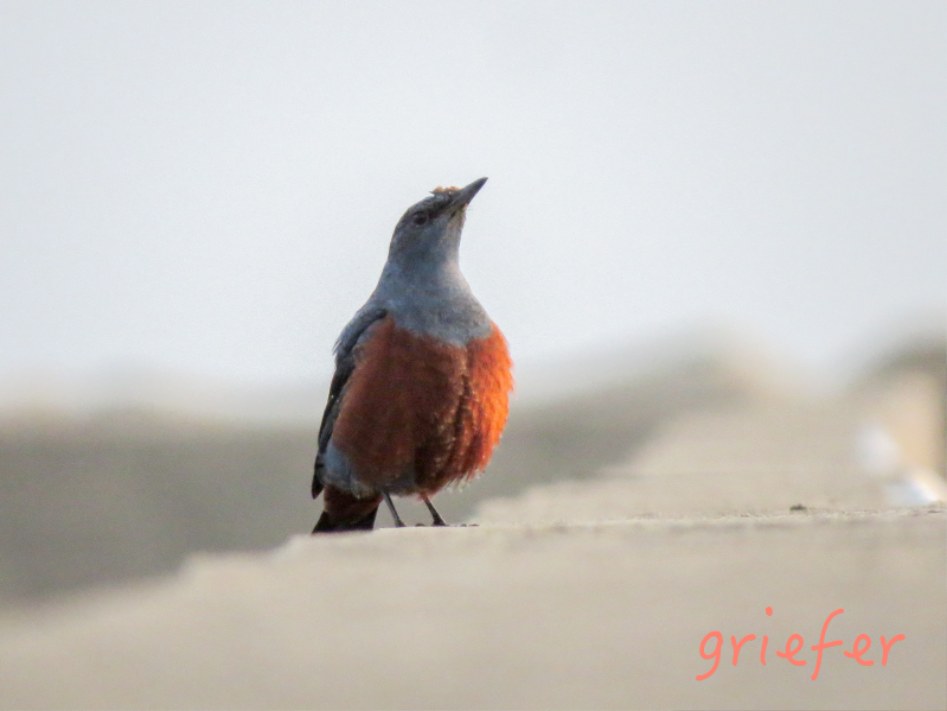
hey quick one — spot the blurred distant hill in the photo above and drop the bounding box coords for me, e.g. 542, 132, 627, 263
0, 329, 942, 606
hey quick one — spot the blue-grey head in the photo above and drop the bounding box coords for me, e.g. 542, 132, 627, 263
385, 177, 488, 274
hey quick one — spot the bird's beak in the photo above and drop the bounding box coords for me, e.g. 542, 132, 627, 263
448, 177, 488, 214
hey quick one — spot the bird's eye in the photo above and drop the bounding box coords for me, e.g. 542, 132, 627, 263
412, 212, 429, 226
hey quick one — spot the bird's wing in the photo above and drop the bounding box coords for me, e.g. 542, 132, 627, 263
312, 306, 387, 498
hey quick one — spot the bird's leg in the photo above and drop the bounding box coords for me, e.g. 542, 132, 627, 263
421, 494, 447, 527
383, 492, 406, 528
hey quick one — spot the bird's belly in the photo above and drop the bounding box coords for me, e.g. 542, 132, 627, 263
330, 318, 512, 494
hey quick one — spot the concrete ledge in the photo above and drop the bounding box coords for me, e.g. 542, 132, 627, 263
0, 507, 943, 710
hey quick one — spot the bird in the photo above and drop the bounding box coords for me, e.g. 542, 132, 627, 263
311, 177, 513, 533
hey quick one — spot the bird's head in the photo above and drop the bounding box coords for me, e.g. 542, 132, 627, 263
386, 177, 487, 271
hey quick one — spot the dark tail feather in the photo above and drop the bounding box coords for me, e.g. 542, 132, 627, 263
313, 505, 378, 533
312, 486, 382, 534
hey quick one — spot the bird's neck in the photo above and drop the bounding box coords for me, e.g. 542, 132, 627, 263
378, 251, 466, 294
372, 254, 489, 343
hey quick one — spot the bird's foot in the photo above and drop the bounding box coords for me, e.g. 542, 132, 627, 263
383, 492, 407, 527
421, 494, 449, 527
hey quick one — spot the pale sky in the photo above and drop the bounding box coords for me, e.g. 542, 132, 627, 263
2, 1, 944, 388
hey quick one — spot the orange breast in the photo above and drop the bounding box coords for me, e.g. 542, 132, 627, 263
331, 318, 513, 494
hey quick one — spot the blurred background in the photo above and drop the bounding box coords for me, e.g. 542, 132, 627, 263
0, 1, 943, 606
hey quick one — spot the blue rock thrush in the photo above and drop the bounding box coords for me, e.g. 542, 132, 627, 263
311, 178, 513, 532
